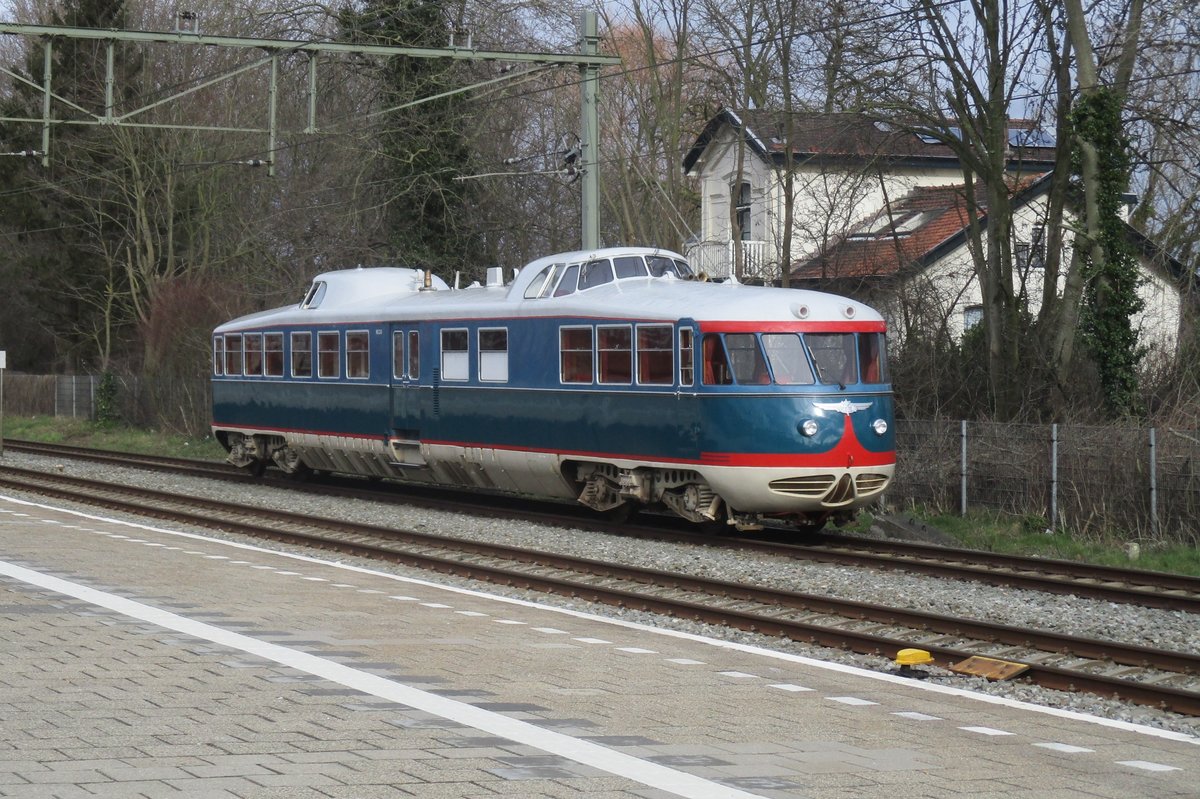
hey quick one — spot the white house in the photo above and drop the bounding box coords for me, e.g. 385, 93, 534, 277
682, 109, 1188, 357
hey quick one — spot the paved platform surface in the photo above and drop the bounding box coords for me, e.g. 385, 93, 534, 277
0, 492, 1196, 799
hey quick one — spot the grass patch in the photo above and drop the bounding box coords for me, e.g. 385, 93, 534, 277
906, 506, 1200, 577
1, 415, 226, 461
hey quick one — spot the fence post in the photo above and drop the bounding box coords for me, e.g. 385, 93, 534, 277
1149, 427, 1158, 538
960, 420, 968, 517
1049, 423, 1058, 532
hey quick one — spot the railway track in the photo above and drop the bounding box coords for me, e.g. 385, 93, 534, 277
2, 461, 1199, 717
7, 438, 1200, 615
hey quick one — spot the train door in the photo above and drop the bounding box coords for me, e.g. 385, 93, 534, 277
389, 326, 425, 465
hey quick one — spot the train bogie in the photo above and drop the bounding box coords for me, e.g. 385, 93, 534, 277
211, 248, 895, 532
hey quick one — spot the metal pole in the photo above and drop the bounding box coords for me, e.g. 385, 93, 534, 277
0, 353, 5, 458
267, 54, 278, 177
41, 40, 52, 167
1149, 427, 1158, 538
960, 419, 967, 517
578, 10, 600, 250
1049, 423, 1058, 532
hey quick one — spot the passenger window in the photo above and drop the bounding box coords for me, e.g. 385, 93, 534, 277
806, 333, 857, 385
408, 331, 419, 379
264, 333, 284, 377
679, 328, 694, 386
213, 337, 224, 376
441, 328, 469, 381
318, 331, 340, 378
701, 334, 731, 385
579, 259, 614, 290
291, 332, 312, 378
243, 333, 263, 376
614, 256, 647, 278
762, 334, 815, 385
859, 332, 888, 384
598, 325, 632, 384
392, 331, 405, 379
560, 327, 594, 384
725, 334, 769, 384
479, 328, 508, 382
636, 325, 673, 385
224, 335, 243, 376
347, 331, 370, 379
553, 264, 580, 297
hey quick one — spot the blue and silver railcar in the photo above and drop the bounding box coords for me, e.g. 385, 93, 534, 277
211, 247, 894, 531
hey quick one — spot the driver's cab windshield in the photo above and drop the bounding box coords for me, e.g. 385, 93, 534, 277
701, 331, 887, 386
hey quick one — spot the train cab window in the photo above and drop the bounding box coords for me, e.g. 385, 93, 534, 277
243, 333, 263, 376
762, 333, 815, 385
679, 328, 694, 386
346, 331, 370, 379
647, 256, 695, 279
725, 334, 770, 384
614, 256, 648, 279
598, 325, 632, 384
441, 328, 469, 381
291, 332, 312, 377
579, 259, 614, 290
553, 264, 580, 297
858, 333, 888, 384
479, 328, 508, 382
560, 327, 594, 384
524, 264, 561, 299
701, 334, 732, 385
213, 337, 224, 376
806, 333, 857, 385
636, 325, 673, 385
301, 281, 327, 309
318, 331, 340, 378
264, 333, 284, 377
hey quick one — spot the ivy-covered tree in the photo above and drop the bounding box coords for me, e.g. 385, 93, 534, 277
339, 0, 484, 274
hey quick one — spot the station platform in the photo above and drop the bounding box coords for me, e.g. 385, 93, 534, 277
0, 491, 1195, 799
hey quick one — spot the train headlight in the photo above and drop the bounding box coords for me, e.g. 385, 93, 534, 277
872, 418, 889, 436
799, 419, 818, 437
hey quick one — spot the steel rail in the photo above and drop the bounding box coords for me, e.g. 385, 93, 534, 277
2, 465, 1199, 716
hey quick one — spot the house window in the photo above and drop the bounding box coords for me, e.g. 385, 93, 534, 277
636, 325, 673, 385
264, 333, 284, 377
598, 325, 633, 384
346, 331, 370, 379
441, 328, 469, 381
963, 305, 984, 332
291, 332, 312, 378
318, 331, 340, 378
560, 327, 594, 384
1016, 226, 1045, 271
734, 181, 752, 241
478, 328, 508, 382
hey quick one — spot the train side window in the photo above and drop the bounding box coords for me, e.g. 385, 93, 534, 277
614, 256, 647, 278
579, 259, 614, 290
392, 331, 405, 379
636, 325, 673, 385
598, 325, 632, 384
291, 332, 312, 378
318, 331, 340, 378
408, 331, 420, 379
243, 333, 263, 376
679, 328, 694, 386
806, 333, 857, 384
859, 333, 888, 384
213, 337, 224, 376
725, 334, 769, 384
553, 264, 580, 297
441, 328, 469, 381
560, 327, 593, 384
263, 333, 284, 377
224, 334, 243, 376
346, 331, 370, 379
479, 328, 508, 382
762, 333, 815, 385
701, 334, 731, 385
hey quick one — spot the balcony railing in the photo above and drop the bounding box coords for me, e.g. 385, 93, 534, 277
685, 240, 781, 282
